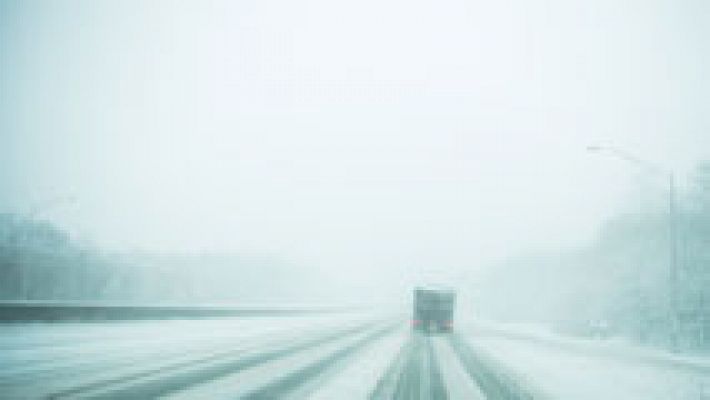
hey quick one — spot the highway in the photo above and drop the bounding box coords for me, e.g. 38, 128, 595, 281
0, 314, 707, 399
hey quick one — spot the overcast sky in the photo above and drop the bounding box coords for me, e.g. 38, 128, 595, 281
1, 0, 708, 284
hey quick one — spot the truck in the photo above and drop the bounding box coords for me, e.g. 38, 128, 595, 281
412, 287, 456, 333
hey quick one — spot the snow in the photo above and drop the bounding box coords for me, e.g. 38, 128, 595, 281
431, 336, 486, 400
307, 329, 407, 399
2, 316, 708, 399
164, 324, 386, 399
0, 314, 374, 398
468, 320, 710, 372
460, 320, 710, 400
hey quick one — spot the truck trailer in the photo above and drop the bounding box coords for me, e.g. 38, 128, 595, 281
412, 287, 455, 333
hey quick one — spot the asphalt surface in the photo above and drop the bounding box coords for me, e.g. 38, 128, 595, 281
0, 316, 541, 399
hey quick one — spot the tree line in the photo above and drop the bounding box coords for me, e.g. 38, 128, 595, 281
475, 161, 710, 352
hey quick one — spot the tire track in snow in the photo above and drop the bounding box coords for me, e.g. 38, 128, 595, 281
47, 321, 381, 399
447, 333, 544, 400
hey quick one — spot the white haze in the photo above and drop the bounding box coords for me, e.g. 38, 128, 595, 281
1, 0, 708, 293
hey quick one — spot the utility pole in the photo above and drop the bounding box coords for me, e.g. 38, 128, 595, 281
669, 172, 678, 348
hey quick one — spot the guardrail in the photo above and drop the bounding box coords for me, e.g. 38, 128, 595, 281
0, 301, 349, 322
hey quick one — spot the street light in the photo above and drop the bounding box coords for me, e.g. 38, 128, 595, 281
587, 145, 678, 348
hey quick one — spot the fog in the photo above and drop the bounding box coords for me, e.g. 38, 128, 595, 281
1, 1, 709, 343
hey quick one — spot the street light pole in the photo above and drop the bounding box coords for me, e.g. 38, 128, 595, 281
587, 145, 679, 348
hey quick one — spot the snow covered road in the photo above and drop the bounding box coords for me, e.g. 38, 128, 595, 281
463, 321, 710, 400
0, 317, 707, 399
